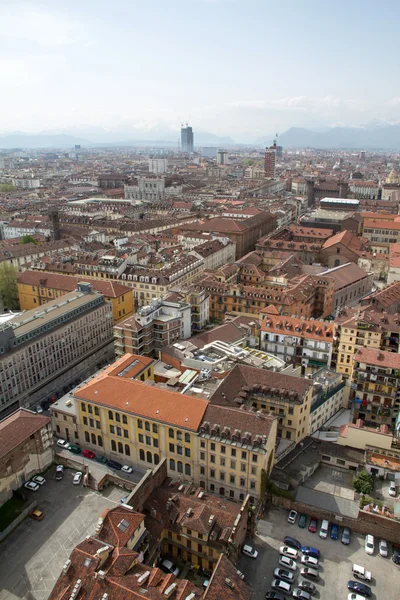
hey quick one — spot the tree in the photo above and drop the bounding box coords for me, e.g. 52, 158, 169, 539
21, 235, 38, 245
353, 470, 373, 495
0, 263, 19, 311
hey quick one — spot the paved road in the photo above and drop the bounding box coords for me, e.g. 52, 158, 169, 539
238, 506, 399, 600
0, 466, 125, 600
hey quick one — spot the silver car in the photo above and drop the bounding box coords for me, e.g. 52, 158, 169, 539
379, 539, 389, 557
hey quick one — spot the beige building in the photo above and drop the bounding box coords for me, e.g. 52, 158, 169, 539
337, 419, 393, 450
51, 393, 78, 443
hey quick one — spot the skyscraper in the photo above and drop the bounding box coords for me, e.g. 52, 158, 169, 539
181, 123, 194, 153
264, 141, 277, 177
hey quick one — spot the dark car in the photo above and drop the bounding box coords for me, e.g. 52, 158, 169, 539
265, 592, 285, 600
107, 460, 123, 470
347, 580, 372, 598
283, 536, 301, 550
94, 455, 108, 464
298, 514, 307, 528
301, 546, 320, 559
68, 444, 81, 454
392, 550, 400, 565
308, 517, 318, 534
298, 580, 316, 595
330, 523, 339, 540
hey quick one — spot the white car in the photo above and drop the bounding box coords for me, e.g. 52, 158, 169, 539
73, 471, 83, 485
56, 439, 70, 449
242, 544, 258, 558
36, 406, 43, 414
301, 555, 319, 568
24, 481, 40, 491
32, 475, 46, 486
288, 510, 298, 524
365, 534, 374, 555
379, 539, 389, 557
348, 595, 367, 600
121, 465, 133, 474
279, 545, 299, 560
389, 481, 397, 497
279, 556, 297, 571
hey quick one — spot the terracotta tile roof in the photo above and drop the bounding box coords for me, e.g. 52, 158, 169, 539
97, 506, 145, 547
74, 358, 208, 431
17, 270, 131, 298
322, 262, 371, 291
201, 404, 276, 441
203, 554, 252, 600
261, 314, 336, 341
0, 409, 51, 459
355, 347, 400, 369
362, 280, 400, 308
364, 218, 400, 231
322, 230, 364, 253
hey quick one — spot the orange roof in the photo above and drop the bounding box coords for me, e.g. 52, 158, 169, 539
364, 219, 400, 231
261, 314, 335, 341
355, 347, 400, 369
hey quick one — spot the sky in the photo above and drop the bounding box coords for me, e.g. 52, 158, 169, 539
2, 0, 400, 141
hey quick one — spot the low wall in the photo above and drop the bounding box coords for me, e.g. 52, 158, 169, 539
269, 494, 400, 544
95, 473, 137, 492
0, 500, 37, 543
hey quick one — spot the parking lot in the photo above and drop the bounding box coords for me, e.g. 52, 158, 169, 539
0, 466, 126, 600
238, 507, 399, 600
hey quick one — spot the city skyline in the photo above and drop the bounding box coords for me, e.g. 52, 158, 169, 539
2, 0, 400, 140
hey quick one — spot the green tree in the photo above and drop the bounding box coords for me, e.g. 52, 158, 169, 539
0, 263, 19, 311
0, 184, 16, 192
353, 470, 373, 494
21, 235, 38, 245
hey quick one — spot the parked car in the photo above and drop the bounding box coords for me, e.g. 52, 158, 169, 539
288, 510, 298, 524
24, 481, 40, 491
29, 509, 44, 521
107, 460, 122, 470
56, 439, 70, 449
279, 556, 297, 571
35, 406, 43, 414
271, 580, 292, 595
364, 535, 374, 555
160, 559, 180, 577
284, 536, 301, 551
83, 449, 95, 459
389, 481, 397, 497
265, 592, 285, 600
68, 444, 81, 455
55, 465, 64, 480
318, 519, 329, 539
242, 544, 258, 558
273, 569, 294, 583
300, 567, 319, 581
308, 517, 318, 534
348, 595, 368, 600
279, 546, 299, 560
392, 550, 400, 565
73, 471, 83, 485
301, 547, 320, 559
352, 564, 371, 582
298, 514, 307, 529
379, 539, 389, 558
292, 590, 311, 600
301, 555, 319, 568
94, 455, 108, 464
347, 581, 371, 598
121, 465, 133, 474
32, 475, 46, 486
298, 580, 316, 595
330, 523, 339, 540
341, 527, 351, 545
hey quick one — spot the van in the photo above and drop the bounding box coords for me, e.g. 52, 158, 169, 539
352, 564, 372, 582
319, 519, 329, 539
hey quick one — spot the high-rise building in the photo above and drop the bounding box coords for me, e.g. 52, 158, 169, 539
264, 141, 277, 177
216, 149, 229, 165
276, 145, 283, 158
180, 123, 194, 153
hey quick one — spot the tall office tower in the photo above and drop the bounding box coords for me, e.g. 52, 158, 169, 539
276, 145, 283, 158
359, 151, 366, 161
264, 141, 277, 177
0, 283, 115, 418
181, 123, 194, 153
217, 149, 229, 165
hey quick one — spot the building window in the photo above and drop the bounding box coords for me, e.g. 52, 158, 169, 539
83, 417, 88, 426
91, 433, 96, 445
220, 472, 225, 481
185, 464, 191, 476
154, 438, 159, 448
221, 445, 226, 454
124, 429, 128, 438
154, 454, 160, 465
111, 439, 117, 451
56, 425, 60, 433
153, 423, 158, 434
185, 448, 191, 458
138, 433, 144, 443
336, 458, 345, 465
200, 466, 205, 475
138, 419, 143, 429
177, 431, 182, 441
169, 428, 174, 438
146, 451, 153, 463
118, 442, 123, 453
200, 441, 205, 448
211, 442, 215, 451
122, 415, 127, 424
210, 484, 215, 492
98, 435, 103, 446
125, 444, 130, 456
115, 413, 120, 422
81, 403, 86, 412
177, 461, 183, 473
240, 478, 245, 487
85, 431, 90, 442
200, 452, 205, 460
110, 425, 115, 434
241, 451, 247, 460
145, 421, 150, 432
210, 468, 215, 478
185, 432, 190, 443
140, 449, 145, 461
170, 459, 176, 470
241, 464, 246, 472
230, 474, 235, 484
252, 454, 258, 463
169, 443, 175, 452
177, 446, 183, 455
146, 435, 151, 445
250, 480, 256, 490
210, 454, 215, 463
108, 410, 113, 420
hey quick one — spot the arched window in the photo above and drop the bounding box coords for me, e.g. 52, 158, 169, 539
91, 433, 96, 445
200, 480, 205, 488
154, 454, 159, 465
146, 451, 153, 463
185, 464, 191, 476
139, 449, 145, 461
168, 428, 174, 439
84, 431, 90, 443
97, 435, 103, 447
125, 444, 130, 456
177, 461, 183, 473
111, 439, 117, 451
334, 259, 340, 267
118, 442, 123, 454
169, 459, 176, 471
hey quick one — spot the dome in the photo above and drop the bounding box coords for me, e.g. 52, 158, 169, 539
387, 169, 400, 184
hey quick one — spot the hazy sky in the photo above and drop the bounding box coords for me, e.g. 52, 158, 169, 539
2, 0, 400, 139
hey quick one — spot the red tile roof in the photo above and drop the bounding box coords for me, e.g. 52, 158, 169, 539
355, 347, 400, 369
0, 409, 51, 459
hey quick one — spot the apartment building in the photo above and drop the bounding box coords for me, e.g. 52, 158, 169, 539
114, 297, 192, 357
209, 364, 313, 443
1, 219, 50, 239
361, 280, 400, 314
0, 238, 77, 270
192, 238, 236, 270
17, 270, 134, 324
321, 262, 374, 313
0, 409, 53, 504
0, 283, 115, 417
50, 393, 78, 443
351, 347, 400, 431
363, 218, 400, 249
308, 369, 347, 434
260, 311, 336, 372
349, 181, 379, 199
